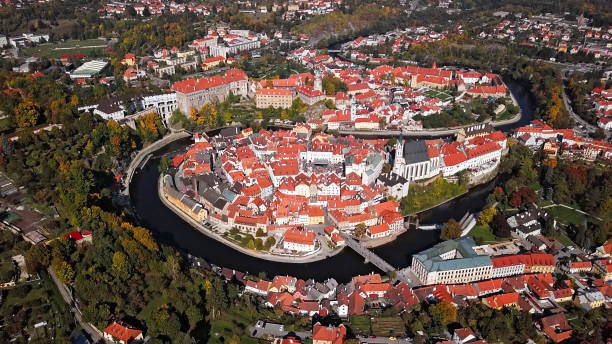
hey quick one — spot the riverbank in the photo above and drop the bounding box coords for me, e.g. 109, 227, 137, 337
128, 77, 535, 279
123, 130, 191, 195
158, 175, 347, 264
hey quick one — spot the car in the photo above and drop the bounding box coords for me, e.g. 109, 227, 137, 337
389, 337, 397, 341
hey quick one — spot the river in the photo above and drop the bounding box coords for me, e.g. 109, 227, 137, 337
130, 80, 534, 282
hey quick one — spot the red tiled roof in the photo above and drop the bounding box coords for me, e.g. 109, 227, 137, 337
257, 88, 292, 96
483, 292, 519, 309
283, 229, 315, 245
103, 322, 142, 343
312, 324, 346, 344
368, 223, 390, 235
64, 231, 83, 241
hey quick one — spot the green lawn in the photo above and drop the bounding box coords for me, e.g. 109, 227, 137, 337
546, 205, 600, 226
401, 177, 467, 215
345, 315, 370, 336
469, 224, 504, 244
22, 39, 107, 58
424, 89, 453, 101
556, 233, 576, 247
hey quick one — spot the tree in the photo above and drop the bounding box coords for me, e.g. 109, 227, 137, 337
132, 226, 159, 251
429, 301, 457, 326
383, 163, 392, 174
478, 207, 497, 225
14, 100, 41, 128
593, 128, 605, 140
112, 251, 131, 279
25, 244, 50, 272
158, 157, 171, 173
355, 223, 367, 237
264, 236, 276, 250
509, 192, 522, 208
440, 218, 462, 240
491, 213, 511, 237
52, 259, 74, 284
223, 112, 232, 124
205, 276, 228, 320
186, 305, 203, 331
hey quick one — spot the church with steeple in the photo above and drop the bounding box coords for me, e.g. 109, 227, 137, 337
393, 135, 441, 181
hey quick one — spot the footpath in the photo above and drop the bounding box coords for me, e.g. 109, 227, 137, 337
47, 267, 105, 343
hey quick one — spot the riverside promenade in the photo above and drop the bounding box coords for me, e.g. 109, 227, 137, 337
122, 130, 191, 196
158, 176, 346, 263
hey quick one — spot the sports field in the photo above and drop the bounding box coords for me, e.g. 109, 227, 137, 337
22, 39, 107, 58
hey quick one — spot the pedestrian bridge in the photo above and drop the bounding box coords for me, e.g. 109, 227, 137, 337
341, 234, 395, 273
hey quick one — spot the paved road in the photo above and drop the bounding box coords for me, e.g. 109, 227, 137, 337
357, 336, 412, 343
560, 71, 598, 134
47, 268, 104, 343
123, 130, 191, 195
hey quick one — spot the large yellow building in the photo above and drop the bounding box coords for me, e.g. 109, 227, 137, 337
165, 186, 208, 222
255, 88, 293, 109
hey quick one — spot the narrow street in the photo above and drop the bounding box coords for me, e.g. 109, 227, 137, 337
47, 268, 103, 343
561, 71, 598, 134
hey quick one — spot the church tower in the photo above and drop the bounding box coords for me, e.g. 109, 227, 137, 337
314, 69, 322, 92
393, 132, 405, 176
350, 95, 356, 121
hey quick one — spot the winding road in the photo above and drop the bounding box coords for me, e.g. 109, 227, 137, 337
48, 268, 104, 343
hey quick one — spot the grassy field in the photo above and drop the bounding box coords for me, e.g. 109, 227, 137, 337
345, 315, 370, 336
371, 317, 406, 337
22, 39, 107, 58
546, 205, 600, 226
401, 177, 467, 215
469, 224, 504, 244
556, 233, 576, 247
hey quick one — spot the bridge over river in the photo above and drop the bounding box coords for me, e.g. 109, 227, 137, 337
340, 211, 476, 286
340, 233, 420, 285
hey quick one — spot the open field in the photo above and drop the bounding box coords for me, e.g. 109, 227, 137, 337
21, 39, 107, 58
546, 205, 601, 226
345, 315, 370, 336
371, 317, 406, 337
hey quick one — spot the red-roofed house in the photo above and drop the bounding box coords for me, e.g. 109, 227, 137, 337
452, 328, 477, 344
540, 313, 573, 343
312, 323, 346, 344
482, 292, 519, 309
567, 261, 592, 274
367, 223, 392, 238
296, 85, 325, 105
283, 229, 316, 252
103, 321, 143, 344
